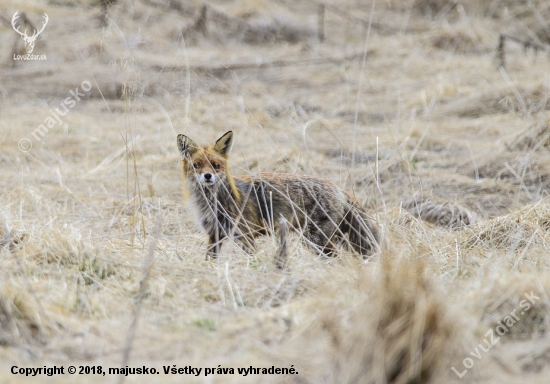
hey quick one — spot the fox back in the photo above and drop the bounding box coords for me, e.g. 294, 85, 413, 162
177, 131, 379, 262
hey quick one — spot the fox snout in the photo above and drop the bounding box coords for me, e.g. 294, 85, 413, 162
199, 172, 217, 185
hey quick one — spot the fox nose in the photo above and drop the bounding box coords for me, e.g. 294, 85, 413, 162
204, 173, 212, 181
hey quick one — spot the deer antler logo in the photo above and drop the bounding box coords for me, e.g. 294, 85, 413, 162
11, 11, 49, 54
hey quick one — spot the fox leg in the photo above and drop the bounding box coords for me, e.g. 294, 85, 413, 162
312, 237, 337, 257
306, 222, 338, 257
235, 234, 257, 255
274, 217, 289, 270
319, 240, 337, 257
206, 233, 226, 260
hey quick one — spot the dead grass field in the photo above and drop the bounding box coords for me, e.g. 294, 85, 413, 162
1, 0, 550, 383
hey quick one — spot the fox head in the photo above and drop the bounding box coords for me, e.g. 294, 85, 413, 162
177, 131, 234, 190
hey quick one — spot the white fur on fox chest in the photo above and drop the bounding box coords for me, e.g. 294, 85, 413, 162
188, 185, 238, 240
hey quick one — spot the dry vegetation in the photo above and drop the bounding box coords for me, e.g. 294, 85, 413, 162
1, 0, 550, 382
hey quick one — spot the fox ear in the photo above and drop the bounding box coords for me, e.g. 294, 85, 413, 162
177, 134, 199, 158
213, 131, 233, 156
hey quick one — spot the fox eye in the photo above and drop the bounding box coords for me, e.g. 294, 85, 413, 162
212, 163, 220, 170
193, 163, 201, 169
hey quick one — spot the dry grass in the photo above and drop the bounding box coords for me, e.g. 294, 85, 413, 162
306, 257, 461, 384
403, 195, 475, 229
2, 0, 550, 382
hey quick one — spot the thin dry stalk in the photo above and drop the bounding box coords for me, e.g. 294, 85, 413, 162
118, 216, 161, 384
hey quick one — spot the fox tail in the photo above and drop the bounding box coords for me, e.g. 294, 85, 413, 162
343, 200, 379, 258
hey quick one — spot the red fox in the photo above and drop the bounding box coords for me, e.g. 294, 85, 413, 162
177, 131, 379, 262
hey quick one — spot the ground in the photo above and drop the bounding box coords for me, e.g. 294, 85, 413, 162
1, 0, 550, 383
